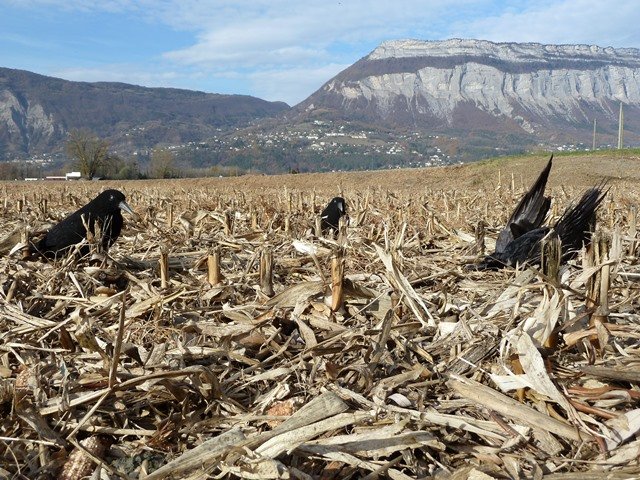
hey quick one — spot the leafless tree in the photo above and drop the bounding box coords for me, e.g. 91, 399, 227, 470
149, 148, 176, 178
66, 129, 110, 179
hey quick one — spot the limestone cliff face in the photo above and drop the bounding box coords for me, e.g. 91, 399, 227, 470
299, 39, 640, 142
0, 90, 60, 155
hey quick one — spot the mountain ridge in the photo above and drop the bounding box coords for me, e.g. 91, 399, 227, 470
295, 38, 640, 144
2, 38, 640, 172
0, 67, 289, 159
369, 38, 640, 61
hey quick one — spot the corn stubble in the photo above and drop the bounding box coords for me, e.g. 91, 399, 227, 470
1, 172, 640, 479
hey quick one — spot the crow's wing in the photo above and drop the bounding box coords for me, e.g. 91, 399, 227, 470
495, 155, 553, 253
554, 185, 608, 260
38, 211, 91, 253
475, 226, 551, 270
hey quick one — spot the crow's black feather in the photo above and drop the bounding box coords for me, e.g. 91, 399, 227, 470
477, 185, 607, 270
319, 197, 347, 237
495, 155, 553, 253
33, 189, 133, 258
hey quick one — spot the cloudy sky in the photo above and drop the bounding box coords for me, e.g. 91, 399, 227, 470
2, 1, 640, 106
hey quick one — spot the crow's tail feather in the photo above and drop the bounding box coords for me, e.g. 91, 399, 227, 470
554, 182, 608, 259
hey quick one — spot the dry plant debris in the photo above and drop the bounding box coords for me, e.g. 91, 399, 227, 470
1, 161, 640, 479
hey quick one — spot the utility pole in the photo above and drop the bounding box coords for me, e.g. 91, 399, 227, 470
618, 102, 624, 149
592, 118, 597, 151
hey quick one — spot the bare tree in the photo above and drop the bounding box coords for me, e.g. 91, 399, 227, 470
66, 129, 110, 179
0, 162, 19, 180
149, 148, 176, 179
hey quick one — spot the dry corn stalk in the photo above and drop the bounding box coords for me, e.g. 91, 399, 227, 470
207, 247, 221, 286
0, 167, 638, 479
260, 247, 274, 296
159, 247, 170, 289
330, 249, 344, 312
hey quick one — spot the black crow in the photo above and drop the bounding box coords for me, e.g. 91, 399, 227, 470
33, 189, 134, 258
320, 197, 347, 237
495, 155, 553, 254
475, 185, 607, 270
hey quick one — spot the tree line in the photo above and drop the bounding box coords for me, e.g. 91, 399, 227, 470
65, 129, 178, 180
0, 129, 199, 181
63, 130, 253, 180
2, 128, 415, 181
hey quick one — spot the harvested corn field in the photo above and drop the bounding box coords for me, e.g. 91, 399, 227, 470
2, 153, 640, 479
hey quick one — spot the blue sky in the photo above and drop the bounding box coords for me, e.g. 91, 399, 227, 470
2, 1, 640, 106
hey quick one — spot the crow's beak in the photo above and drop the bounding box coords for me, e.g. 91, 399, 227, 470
9, 241, 29, 256
119, 200, 134, 215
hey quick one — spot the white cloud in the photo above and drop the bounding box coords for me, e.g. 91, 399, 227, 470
155, 1, 478, 102
50, 65, 182, 87
7, 0, 640, 104
248, 63, 351, 105
153, 0, 640, 103
456, 1, 640, 47
160, 1, 475, 66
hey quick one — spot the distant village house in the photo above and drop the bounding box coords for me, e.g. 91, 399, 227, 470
25, 171, 83, 181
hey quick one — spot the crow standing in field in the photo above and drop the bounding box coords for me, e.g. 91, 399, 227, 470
33, 189, 134, 258
495, 155, 553, 253
474, 185, 607, 270
319, 197, 347, 237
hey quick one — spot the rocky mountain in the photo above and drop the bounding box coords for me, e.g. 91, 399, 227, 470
4, 39, 640, 171
294, 39, 640, 153
0, 68, 289, 160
